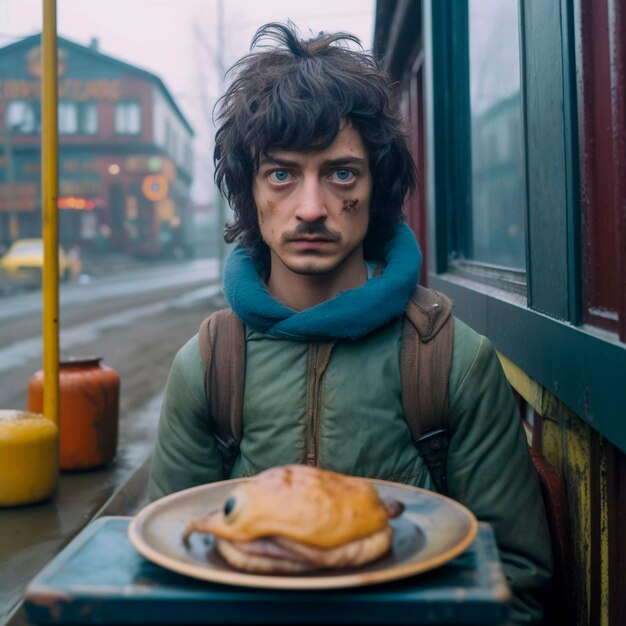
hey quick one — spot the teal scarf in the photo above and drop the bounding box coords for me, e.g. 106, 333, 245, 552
223, 223, 422, 341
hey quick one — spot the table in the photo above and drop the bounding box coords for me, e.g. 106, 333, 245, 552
22, 517, 510, 625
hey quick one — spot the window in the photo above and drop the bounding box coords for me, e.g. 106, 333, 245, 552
426, 0, 626, 455
80, 102, 98, 134
444, 0, 527, 293
170, 131, 177, 162
58, 102, 98, 135
468, 0, 525, 270
6, 100, 97, 136
183, 141, 193, 172
6, 100, 39, 133
58, 102, 78, 134
164, 120, 171, 150
115, 101, 141, 134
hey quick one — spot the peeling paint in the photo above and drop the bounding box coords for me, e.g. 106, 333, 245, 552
600, 441, 609, 626
545, 397, 591, 625
497, 352, 543, 414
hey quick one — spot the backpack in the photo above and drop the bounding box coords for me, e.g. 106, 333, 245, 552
198, 285, 454, 494
198, 284, 572, 624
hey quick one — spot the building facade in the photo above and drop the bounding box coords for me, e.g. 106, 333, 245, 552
0, 35, 194, 257
374, 1, 626, 623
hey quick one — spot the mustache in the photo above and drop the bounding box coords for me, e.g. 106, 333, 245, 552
282, 222, 341, 242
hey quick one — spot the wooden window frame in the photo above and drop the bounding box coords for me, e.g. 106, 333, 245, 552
575, 0, 626, 341
114, 100, 141, 136
401, 50, 429, 285
424, 0, 626, 453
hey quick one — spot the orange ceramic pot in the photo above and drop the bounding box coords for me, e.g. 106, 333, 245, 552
27, 357, 120, 470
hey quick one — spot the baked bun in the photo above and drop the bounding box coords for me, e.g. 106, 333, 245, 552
183, 465, 403, 573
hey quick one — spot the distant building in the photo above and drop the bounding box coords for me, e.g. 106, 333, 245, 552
0, 34, 194, 257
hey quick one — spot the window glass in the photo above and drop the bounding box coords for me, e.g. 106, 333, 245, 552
184, 142, 193, 171
115, 102, 141, 134
164, 120, 171, 151
58, 102, 77, 134
81, 102, 98, 134
11, 241, 42, 255
6, 100, 38, 133
467, 0, 525, 269
171, 131, 177, 161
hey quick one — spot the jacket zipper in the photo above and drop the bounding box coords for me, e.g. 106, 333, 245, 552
305, 343, 319, 465
305, 342, 334, 466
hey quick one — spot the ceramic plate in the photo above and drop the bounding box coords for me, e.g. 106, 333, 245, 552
128, 477, 478, 590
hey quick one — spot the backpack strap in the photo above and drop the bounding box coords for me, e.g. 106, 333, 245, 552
198, 308, 246, 476
401, 285, 454, 494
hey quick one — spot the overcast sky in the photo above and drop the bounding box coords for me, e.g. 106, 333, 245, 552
0, 0, 376, 202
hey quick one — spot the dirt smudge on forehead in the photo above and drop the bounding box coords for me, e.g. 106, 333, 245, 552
342, 198, 359, 213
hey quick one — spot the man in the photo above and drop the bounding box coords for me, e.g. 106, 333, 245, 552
149, 23, 552, 624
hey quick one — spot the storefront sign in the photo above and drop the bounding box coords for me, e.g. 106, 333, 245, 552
0, 78, 122, 101
59, 180, 101, 196
58, 196, 95, 211
142, 174, 168, 202
62, 159, 97, 173
125, 156, 175, 180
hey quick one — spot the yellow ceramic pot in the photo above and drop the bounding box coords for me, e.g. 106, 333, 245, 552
0, 410, 58, 507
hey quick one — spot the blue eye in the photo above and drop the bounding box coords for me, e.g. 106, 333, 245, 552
333, 169, 355, 183
269, 170, 291, 183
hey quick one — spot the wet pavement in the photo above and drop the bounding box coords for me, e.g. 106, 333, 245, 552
0, 399, 156, 626
0, 258, 224, 626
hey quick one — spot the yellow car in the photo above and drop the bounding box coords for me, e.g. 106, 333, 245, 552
0, 238, 76, 285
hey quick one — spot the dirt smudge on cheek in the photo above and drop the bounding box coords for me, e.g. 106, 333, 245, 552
258, 208, 264, 225
267, 200, 275, 211
342, 198, 359, 214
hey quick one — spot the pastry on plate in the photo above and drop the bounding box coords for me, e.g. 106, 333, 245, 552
182, 464, 404, 574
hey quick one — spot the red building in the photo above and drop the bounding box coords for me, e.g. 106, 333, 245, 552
0, 34, 194, 257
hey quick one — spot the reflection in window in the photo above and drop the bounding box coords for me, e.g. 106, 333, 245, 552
115, 101, 141, 134
468, 0, 525, 269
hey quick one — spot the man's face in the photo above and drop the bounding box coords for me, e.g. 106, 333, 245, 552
253, 124, 372, 281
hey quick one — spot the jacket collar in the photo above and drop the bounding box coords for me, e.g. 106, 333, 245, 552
223, 223, 422, 341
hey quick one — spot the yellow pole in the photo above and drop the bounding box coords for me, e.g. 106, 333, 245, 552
41, 0, 59, 426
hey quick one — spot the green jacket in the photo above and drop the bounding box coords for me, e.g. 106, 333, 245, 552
149, 315, 552, 625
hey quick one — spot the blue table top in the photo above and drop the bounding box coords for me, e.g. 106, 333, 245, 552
23, 516, 510, 625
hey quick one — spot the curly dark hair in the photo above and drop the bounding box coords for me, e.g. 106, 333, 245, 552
214, 22, 416, 263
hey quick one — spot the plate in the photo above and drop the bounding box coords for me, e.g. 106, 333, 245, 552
128, 477, 478, 590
